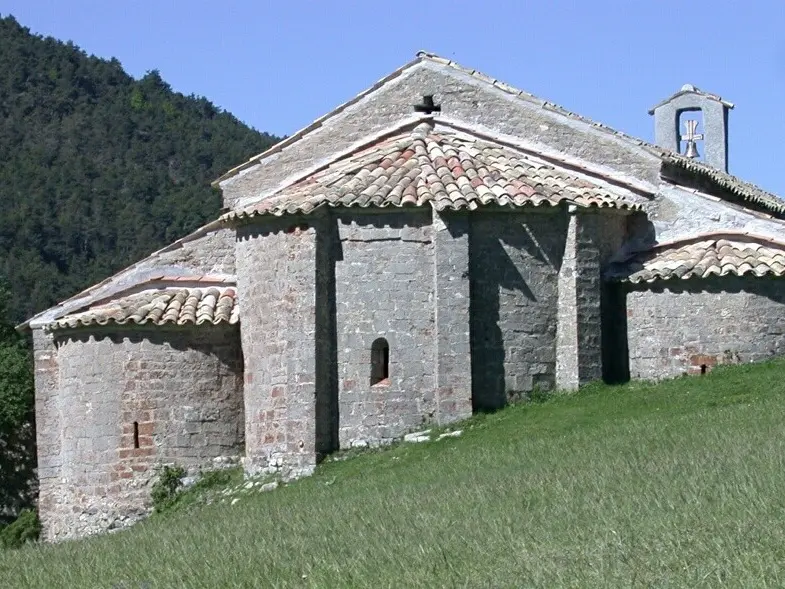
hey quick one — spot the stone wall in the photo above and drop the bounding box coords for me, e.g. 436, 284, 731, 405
149, 226, 236, 276
557, 211, 631, 389
237, 209, 473, 463
334, 211, 437, 447
470, 211, 566, 409
626, 276, 785, 380
37, 325, 243, 541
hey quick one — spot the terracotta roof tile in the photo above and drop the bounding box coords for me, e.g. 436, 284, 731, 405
224, 123, 642, 221
48, 287, 239, 331
606, 234, 785, 283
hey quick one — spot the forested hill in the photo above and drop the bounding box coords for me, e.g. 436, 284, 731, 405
0, 15, 280, 324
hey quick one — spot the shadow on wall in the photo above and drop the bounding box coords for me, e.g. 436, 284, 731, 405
315, 214, 339, 461
469, 213, 565, 412
601, 281, 630, 384
55, 326, 241, 362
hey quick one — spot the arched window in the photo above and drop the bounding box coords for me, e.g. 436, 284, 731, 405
370, 338, 390, 386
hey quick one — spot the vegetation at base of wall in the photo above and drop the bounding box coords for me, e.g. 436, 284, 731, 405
150, 466, 244, 516
150, 465, 186, 513
4, 360, 785, 586
0, 14, 280, 325
0, 509, 40, 549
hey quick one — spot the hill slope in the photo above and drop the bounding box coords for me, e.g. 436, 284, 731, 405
3, 360, 785, 587
0, 15, 279, 323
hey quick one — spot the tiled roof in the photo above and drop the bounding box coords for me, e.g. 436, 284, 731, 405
225, 122, 643, 220
606, 234, 785, 283
48, 286, 238, 330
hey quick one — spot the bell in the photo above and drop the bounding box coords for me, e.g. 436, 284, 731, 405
683, 140, 700, 159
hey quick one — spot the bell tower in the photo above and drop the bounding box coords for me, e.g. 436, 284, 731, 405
649, 84, 734, 172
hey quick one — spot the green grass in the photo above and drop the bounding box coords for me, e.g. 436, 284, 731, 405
5, 360, 785, 588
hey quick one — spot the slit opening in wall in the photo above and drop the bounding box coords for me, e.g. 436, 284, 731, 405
370, 337, 390, 386
133, 421, 140, 449
700, 364, 707, 375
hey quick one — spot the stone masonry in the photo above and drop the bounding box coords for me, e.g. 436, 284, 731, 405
36, 326, 243, 541
471, 210, 566, 407
627, 276, 785, 380
236, 217, 319, 478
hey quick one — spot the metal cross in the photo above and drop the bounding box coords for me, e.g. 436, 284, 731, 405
680, 119, 703, 158
413, 95, 441, 114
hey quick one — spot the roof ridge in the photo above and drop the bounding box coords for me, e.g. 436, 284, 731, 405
648, 83, 734, 114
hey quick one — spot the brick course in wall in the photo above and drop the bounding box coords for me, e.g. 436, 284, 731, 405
36, 325, 243, 541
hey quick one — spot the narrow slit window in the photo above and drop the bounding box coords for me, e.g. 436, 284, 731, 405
370, 338, 390, 386
133, 421, 140, 449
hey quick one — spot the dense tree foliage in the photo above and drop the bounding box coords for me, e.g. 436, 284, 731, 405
0, 14, 279, 524
0, 282, 35, 524
0, 15, 279, 324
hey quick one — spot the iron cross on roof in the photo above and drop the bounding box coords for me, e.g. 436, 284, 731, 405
413, 95, 441, 114
681, 119, 704, 159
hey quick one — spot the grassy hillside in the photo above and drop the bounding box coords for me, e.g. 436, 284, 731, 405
4, 360, 785, 587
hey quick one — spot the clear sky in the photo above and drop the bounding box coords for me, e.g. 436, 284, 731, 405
2, 0, 784, 195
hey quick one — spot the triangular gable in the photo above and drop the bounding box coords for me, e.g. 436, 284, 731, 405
216, 52, 667, 211
216, 51, 783, 220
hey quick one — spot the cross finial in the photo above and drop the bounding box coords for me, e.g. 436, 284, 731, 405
413, 95, 441, 114
680, 119, 704, 158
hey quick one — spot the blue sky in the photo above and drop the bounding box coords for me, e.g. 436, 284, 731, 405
2, 0, 784, 194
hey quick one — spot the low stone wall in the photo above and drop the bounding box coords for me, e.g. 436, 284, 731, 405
626, 276, 785, 380
37, 325, 243, 541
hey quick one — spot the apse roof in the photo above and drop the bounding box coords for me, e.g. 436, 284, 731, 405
606, 233, 785, 283
224, 120, 644, 221
47, 285, 238, 331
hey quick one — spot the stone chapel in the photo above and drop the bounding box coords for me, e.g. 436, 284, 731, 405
23, 52, 785, 540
